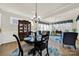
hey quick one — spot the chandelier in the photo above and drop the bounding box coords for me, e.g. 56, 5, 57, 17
32, 3, 40, 22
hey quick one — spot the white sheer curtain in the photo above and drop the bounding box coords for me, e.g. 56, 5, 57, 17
52, 23, 73, 32
38, 23, 50, 31
77, 20, 79, 33
0, 14, 1, 28
0, 13, 1, 45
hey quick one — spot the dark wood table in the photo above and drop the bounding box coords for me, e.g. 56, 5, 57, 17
24, 35, 47, 44
23, 35, 43, 55
24, 34, 49, 55
24, 35, 42, 44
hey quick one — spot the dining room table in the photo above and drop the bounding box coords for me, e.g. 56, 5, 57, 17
24, 34, 42, 43
23, 34, 49, 55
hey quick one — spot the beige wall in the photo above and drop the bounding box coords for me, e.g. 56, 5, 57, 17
0, 9, 29, 32
0, 9, 30, 44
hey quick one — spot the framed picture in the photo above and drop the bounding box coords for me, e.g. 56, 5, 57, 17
10, 17, 20, 25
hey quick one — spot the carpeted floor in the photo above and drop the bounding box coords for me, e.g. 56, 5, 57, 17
10, 45, 62, 56
0, 36, 79, 56
9, 36, 62, 56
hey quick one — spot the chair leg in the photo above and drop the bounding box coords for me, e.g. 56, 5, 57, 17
18, 50, 20, 56
39, 50, 42, 56
21, 51, 23, 56
47, 48, 49, 56
33, 51, 36, 56
74, 45, 76, 50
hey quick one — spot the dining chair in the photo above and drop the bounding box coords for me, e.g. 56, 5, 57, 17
39, 36, 49, 56
34, 32, 49, 56
27, 32, 49, 56
13, 34, 23, 56
63, 32, 78, 49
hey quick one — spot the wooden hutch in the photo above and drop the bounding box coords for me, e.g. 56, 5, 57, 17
18, 20, 31, 40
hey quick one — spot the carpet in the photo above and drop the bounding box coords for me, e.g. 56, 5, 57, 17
9, 45, 62, 56
10, 36, 63, 56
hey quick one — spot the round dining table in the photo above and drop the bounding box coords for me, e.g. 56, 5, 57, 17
24, 35, 42, 44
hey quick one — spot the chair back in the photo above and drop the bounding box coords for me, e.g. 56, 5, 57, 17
13, 34, 23, 56
63, 32, 78, 45
33, 32, 49, 55
41, 32, 49, 48
38, 31, 41, 35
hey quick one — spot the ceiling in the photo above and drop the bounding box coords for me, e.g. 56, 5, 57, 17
0, 3, 79, 23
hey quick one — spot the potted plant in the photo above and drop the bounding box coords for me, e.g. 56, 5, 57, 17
0, 28, 1, 33
72, 28, 77, 32
65, 29, 69, 32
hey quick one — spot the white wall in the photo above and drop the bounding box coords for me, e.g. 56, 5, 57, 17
0, 9, 29, 44
0, 14, 1, 28
0, 13, 2, 45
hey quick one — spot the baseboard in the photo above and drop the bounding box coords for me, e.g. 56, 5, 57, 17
0, 41, 17, 45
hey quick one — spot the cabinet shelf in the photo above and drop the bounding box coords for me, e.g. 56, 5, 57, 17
18, 20, 31, 40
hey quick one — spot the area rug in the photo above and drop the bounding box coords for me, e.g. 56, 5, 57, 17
9, 45, 62, 56
10, 36, 63, 56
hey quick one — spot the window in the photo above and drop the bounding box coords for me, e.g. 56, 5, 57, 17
38, 23, 50, 31
0, 14, 1, 32
0, 14, 1, 28
77, 20, 79, 33
10, 17, 20, 25
53, 23, 73, 32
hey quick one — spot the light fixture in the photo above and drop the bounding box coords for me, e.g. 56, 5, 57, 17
31, 3, 41, 32
32, 3, 40, 22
